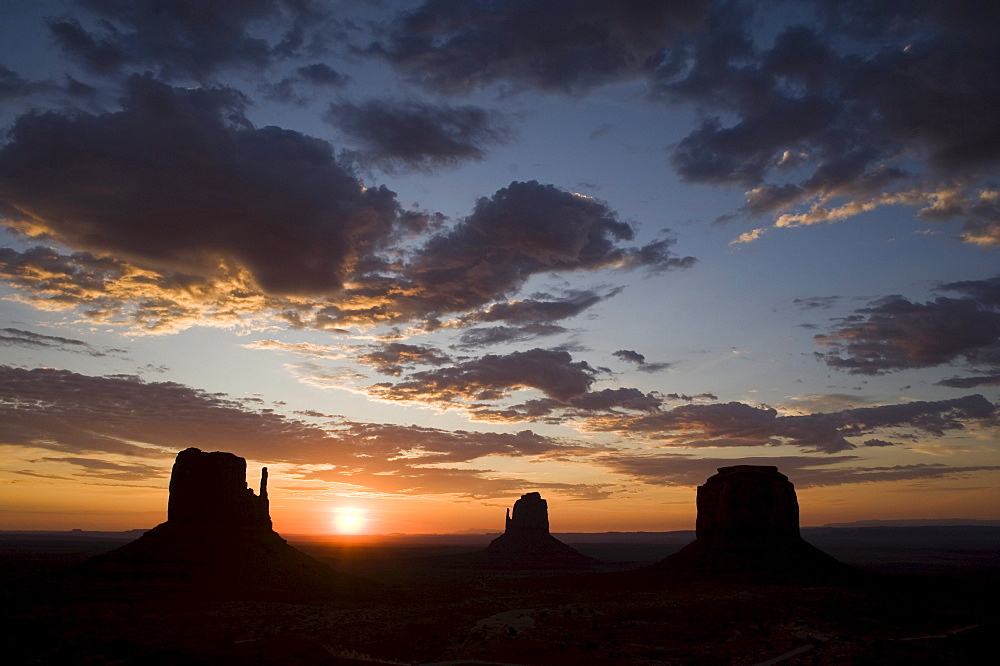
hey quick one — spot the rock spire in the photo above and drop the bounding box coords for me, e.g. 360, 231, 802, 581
477, 492, 595, 568
504, 491, 550, 533
81, 448, 338, 598
167, 448, 271, 529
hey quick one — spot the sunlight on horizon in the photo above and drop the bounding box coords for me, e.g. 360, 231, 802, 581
333, 507, 366, 534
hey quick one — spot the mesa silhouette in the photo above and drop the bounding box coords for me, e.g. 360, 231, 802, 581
471, 492, 596, 568
80, 448, 340, 598
657, 465, 850, 579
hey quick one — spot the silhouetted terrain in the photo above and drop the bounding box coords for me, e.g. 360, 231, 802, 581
2, 459, 994, 663
1, 526, 996, 664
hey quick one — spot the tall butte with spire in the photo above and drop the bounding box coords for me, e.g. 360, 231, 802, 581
476, 492, 595, 568
82, 448, 339, 598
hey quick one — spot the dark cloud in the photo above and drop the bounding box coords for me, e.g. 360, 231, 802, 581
614, 349, 646, 364
599, 452, 1000, 489
261, 63, 351, 105
370, 347, 600, 405
455, 324, 567, 349
0, 365, 604, 498
326, 99, 514, 171
589, 124, 614, 141
356, 342, 451, 376
664, 392, 717, 402
366, 0, 708, 94
792, 296, 842, 310
450, 290, 614, 347
816, 275, 1000, 375
861, 439, 897, 448
653, 1, 1000, 243
462, 290, 611, 325
0, 65, 52, 102
937, 374, 1000, 389
0, 75, 401, 296
1, 121, 689, 331
303, 182, 693, 329
37, 456, 164, 481
296, 63, 350, 87
583, 395, 995, 454
0, 327, 113, 357
472, 387, 664, 424
613, 348, 671, 373
403, 181, 694, 313
47, 0, 324, 79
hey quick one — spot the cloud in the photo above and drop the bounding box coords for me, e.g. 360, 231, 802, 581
613, 348, 671, 373
461, 290, 612, 325
297, 63, 350, 87
613, 349, 646, 364
46, 0, 324, 78
0, 64, 53, 103
37, 456, 165, 481
355, 342, 451, 376
0, 327, 116, 357
1, 119, 691, 332
815, 275, 1000, 375
241, 340, 346, 359
0, 246, 285, 333
470, 386, 665, 424
0, 76, 401, 296
286, 362, 368, 389
580, 395, 995, 453
0, 365, 605, 499
309, 181, 693, 329
599, 452, 1000, 489
326, 99, 514, 171
937, 374, 1000, 389
261, 63, 351, 105
791, 296, 842, 311
299, 464, 610, 500
454, 324, 567, 349
778, 393, 881, 415
921, 189, 1000, 247
447, 290, 617, 348
369, 347, 601, 406
401, 181, 694, 315
589, 124, 614, 141
652, 2, 1000, 243
366, 0, 708, 94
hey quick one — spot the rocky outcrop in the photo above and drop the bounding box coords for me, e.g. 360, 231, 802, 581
695, 465, 800, 543
166, 448, 271, 528
658, 465, 848, 578
80, 448, 338, 598
478, 492, 595, 568
504, 491, 550, 534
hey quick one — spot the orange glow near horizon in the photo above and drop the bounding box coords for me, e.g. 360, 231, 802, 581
333, 507, 366, 534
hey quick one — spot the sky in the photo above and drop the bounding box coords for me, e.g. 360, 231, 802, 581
1, 0, 998, 535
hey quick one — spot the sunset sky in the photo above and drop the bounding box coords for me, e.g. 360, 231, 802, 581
1, 0, 998, 535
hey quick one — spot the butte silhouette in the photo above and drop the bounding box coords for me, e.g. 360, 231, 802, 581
658, 465, 849, 578
473, 492, 595, 568
81, 447, 340, 598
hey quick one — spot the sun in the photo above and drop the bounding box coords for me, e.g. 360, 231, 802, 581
334, 507, 365, 534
